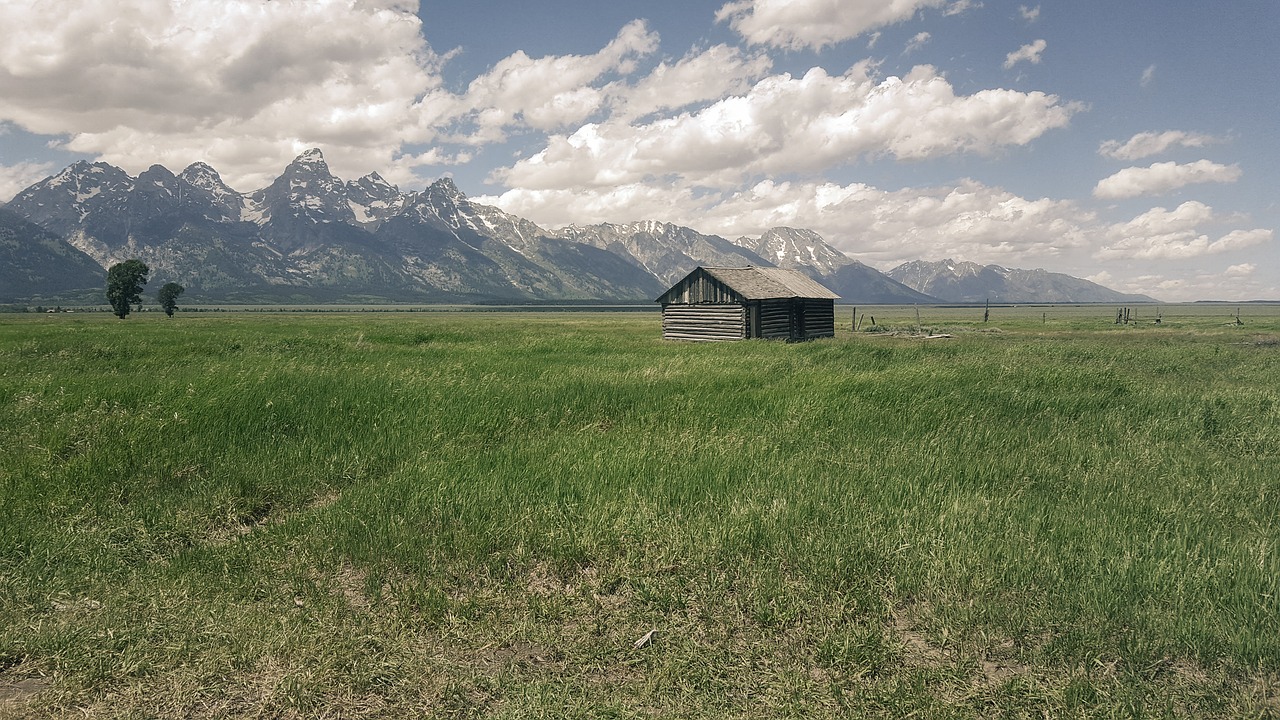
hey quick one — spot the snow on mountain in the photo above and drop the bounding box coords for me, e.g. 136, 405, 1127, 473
246, 148, 357, 230
179, 162, 243, 222
1, 150, 1155, 305
345, 171, 409, 228
9, 160, 135, 234
733, 227, 852, 276
558, 220, 767, 285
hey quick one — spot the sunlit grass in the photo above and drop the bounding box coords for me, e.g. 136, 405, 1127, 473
2, 307, 1279, 717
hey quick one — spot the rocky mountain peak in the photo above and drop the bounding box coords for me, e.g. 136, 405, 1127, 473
137, 164, 178, 185
348, 172, 398, 200
6, 159, 135, 235
178, 162, 242, 222
346, 172, 409, 227
249, 148, 353, 227
179, 162, 223, 187
733, 227, 852, 275
294, 147, 327, 166
425, 177, 465, 203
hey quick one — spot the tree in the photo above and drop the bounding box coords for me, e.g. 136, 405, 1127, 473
158, 282, 185, 317
106, 259, 149, 319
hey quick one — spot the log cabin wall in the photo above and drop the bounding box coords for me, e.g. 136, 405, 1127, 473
801, 299, 836, 339
759, 299, 792, 339
661, 304, 746, 341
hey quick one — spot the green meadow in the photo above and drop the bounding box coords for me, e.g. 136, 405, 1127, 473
2, 306, 1279, 718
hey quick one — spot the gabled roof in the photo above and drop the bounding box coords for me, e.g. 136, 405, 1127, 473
656, 266, 840, 304
699, 267, 839, 299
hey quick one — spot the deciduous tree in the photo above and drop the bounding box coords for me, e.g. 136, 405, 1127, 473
158, 282, 185, 317
106, 260, 149, 319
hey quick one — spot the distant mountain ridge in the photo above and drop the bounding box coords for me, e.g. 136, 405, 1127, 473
0, 206, 105, 303
3, 150, 1154, 305
888, 259, 1156, 304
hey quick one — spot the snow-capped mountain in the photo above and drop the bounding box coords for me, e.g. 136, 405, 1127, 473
10, 161, 136, 237
729, 227, 933, 303
888, 259, 1156, 303
178, 162, 244, 222
558, 220, 768, 285
345, 171, 409, 228
3, 149, 1155, 305
733, 227, 850, 276
4, 149, 664, 302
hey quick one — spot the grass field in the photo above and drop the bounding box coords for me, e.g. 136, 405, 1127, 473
2, 306, 1279, 718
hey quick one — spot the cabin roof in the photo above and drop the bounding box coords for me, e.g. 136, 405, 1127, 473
659, 266, 840, 302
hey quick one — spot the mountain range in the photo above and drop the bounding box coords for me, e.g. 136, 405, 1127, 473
0, 149, 1154, 305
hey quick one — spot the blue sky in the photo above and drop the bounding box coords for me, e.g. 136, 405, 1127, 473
0, 0, 1276, 300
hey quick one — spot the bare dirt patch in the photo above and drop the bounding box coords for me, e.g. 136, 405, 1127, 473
0, 676, 50, 709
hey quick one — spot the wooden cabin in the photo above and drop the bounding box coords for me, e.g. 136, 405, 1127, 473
656, 266, 840, 342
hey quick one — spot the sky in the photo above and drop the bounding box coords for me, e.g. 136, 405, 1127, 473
1, 0, 1277, 301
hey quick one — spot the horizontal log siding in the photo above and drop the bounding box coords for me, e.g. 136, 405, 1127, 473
803, 299, 835, 339
662, 304, 747, 341
759, 299, 792, 339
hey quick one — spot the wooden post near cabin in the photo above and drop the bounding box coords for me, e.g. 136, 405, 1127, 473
915, 304, 922, 335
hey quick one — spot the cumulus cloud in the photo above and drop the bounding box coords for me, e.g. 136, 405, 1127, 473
424, 20, 659, 146
1092, 270, 1271, 303
495, 63, 1082, 190
1093, 160, 1241, 199
0, 161, 57, 202
1003, 39, 1046, 69
715, 0, 953, 50
0, 0, 450, 189
609, 45, 773, 121
1019, 5, 1040, 22
1098, 130, 1220, 160
0, 3, 680, 190
486, 177, 1093, 268
1096, 201, 1272, 260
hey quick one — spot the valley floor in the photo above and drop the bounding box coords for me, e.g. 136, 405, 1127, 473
2, 307, 1278, 718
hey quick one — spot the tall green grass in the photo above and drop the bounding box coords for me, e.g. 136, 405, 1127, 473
1, 308, 1278, 718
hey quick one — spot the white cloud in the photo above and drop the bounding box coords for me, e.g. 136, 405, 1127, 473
609, 45, 773, 121
495, 63, 1082, 191
1114, 268, 1277, 302
1141, 64, 1157, 87
1096, 201, 1272, 260
1019, 5, 1040, 22
1093, 160, 1241, 199
944, 0, 981, 16
486, 177, 1094, 268
715, 0, 952, 50
0, 161, 57, 202
1003, 39, 1046, 69
1098, 130, 1220, 161
0, 0, 448, 190
905, 32, 932, 54
1225, 263, 1256, 277
427, 20, 659, 146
